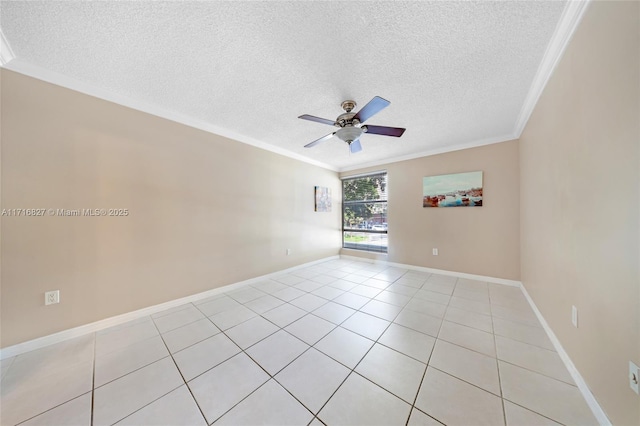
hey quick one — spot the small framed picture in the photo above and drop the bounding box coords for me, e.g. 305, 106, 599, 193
314, 186, 332, 212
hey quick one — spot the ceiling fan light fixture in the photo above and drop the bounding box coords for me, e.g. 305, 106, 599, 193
336, 126, 363, 144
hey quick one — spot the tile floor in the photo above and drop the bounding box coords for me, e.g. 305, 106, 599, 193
0, 259, 599, 425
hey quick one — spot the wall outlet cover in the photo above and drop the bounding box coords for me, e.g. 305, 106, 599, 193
45, 290, 60, 305
432, 248, 438, 256
571, 305, 578, 328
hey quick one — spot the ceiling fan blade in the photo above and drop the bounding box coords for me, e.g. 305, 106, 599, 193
364, 125, 406, 137
353, 96, 390, 123
349, 139, 362, 153
298, 114, 336, 126
304, 132, 335, 148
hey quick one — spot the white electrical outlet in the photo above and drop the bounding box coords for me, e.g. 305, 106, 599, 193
630, 361, 639, 394
286, 248, 291, 256
432, 248, 438, 256
571, 305, 578, 328
45, 290, 60, 306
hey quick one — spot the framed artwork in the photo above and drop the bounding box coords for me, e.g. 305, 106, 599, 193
314, 186, 332, 212
423, 171, 483, 207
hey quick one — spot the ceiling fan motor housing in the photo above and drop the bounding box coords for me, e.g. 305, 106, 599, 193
336, 112, 361, 128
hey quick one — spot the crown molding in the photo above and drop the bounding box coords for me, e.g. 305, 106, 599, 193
2, 59, 338, 172
0, 29, 16, 66
513, 0, 591, 137
338, 133, 517, 173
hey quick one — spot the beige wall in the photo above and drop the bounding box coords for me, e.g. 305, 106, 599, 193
519, 1, 640, 425
341, 140, 520, 281
0, 70, 341, 348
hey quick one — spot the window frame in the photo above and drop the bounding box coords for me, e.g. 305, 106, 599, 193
341, 171, 388, 253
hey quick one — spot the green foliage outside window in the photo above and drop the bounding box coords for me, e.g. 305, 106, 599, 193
342, 173, 387, 229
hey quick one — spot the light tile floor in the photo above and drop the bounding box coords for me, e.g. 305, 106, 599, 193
0, 259, 599, 425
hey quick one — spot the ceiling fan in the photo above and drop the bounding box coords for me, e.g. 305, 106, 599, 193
299, 96, 406, 153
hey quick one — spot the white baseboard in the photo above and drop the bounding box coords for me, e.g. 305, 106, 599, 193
0, 255, 339, 360
339, 255, 521, 287
520, 285, 611, 426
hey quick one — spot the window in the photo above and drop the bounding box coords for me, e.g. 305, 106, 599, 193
342, 171, 387, 253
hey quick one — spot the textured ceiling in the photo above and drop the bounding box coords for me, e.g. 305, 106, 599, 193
1, 1, 567, 170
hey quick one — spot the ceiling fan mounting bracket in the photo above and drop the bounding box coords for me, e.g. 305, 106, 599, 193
340, 100, 357, 113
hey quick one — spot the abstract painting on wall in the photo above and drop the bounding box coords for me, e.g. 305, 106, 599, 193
423, 171, 483, 207
315, 186, 332, 212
